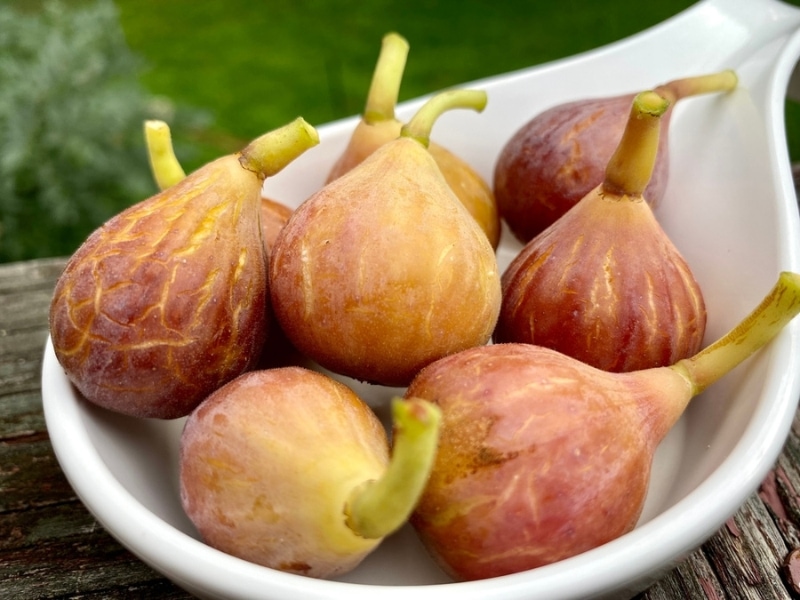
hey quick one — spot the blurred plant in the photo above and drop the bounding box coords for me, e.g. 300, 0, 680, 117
0, 0, 209, 262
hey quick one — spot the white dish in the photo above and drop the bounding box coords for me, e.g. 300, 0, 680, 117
42, 0, 800, 598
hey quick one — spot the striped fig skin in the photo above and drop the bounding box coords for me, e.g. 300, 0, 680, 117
269, 137, 502, 387
494, 185, 706, 373
49, 154, 269, 419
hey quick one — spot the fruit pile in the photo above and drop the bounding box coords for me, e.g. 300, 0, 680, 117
48, 32, 800, 582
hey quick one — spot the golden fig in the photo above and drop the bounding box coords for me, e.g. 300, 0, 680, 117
270, 90, 501, 387
49, 118, 319, 419
180, 366, 440, 579
327, 32, 501, 248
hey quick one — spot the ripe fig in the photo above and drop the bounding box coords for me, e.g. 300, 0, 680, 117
328, 32, 501, 248
270, 89, 501, 387
180, 366, 440, 579
49, 118, 319, 419
495, 91, 706, 372
493, 69, 738, 242
407, 271, 800, 581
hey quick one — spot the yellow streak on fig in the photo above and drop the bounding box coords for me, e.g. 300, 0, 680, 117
427, 243, 457, 341
174, 203, 231, 259
232, 247, 248, 287
601, 248, 614, 296
300, 241, 315, 320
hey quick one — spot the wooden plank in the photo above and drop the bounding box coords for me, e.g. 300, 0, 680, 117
0, 257, 67, 293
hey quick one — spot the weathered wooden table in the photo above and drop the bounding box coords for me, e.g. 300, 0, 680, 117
3, 237, 800, 599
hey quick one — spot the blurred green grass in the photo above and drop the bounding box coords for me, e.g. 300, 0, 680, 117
7, 0, 800, 166
112, 0, 713, 169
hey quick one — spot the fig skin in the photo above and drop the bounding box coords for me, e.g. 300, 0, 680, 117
494, 186, 707, 371
180, 367, 389, 578
330, 119, 501, 250
144, 119, 295, 258
260, 196, 294, 252
494, 91, 707, 373
493, 93, 668, 243
270, 91, 501, 387
406, 343, 688, 581
143, 118, 302, 370
49, 157, 268, 419
256, 196, 307, 369
180, 367, 441, 579
407, 269, 800, 581
50, 118, 319, 418
493, 70, 738, 243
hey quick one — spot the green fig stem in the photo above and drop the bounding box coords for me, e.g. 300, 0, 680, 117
400, 89, 488, 148
344, 397, 441, 540
602, 90, 670, 197
671, 272, 800, 395
144, 120, 186, 191
238, 117, 320, 180
363, 32, 409, 125
656, 69, 738, 104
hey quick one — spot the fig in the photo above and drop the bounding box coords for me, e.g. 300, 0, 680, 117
49, 118, 319, 419
493, 69, 738, 242
143, 119, 295, 255
270, 89, 501, 387
179, 366, 441, 579
407, 271, 800, 581
494, 91, 706, 373
328, 32, 501, 248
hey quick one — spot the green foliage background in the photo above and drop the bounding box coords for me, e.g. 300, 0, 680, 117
2, 0, 800, 262
112, 0, 704, 169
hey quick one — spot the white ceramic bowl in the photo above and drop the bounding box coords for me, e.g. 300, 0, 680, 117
42, 0, 800, 598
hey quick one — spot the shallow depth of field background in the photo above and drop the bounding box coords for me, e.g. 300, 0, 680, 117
2, 0, 800, 262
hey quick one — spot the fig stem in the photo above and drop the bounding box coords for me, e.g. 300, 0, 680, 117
144, 120, 186, 191
603, 90, 670, 197
239, 117, 320, 180
400, 89, 488, 148
344, 397, 441, 540
363, 32, 409, 125
672, 272, 800, 395
656, 69, 738, 104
